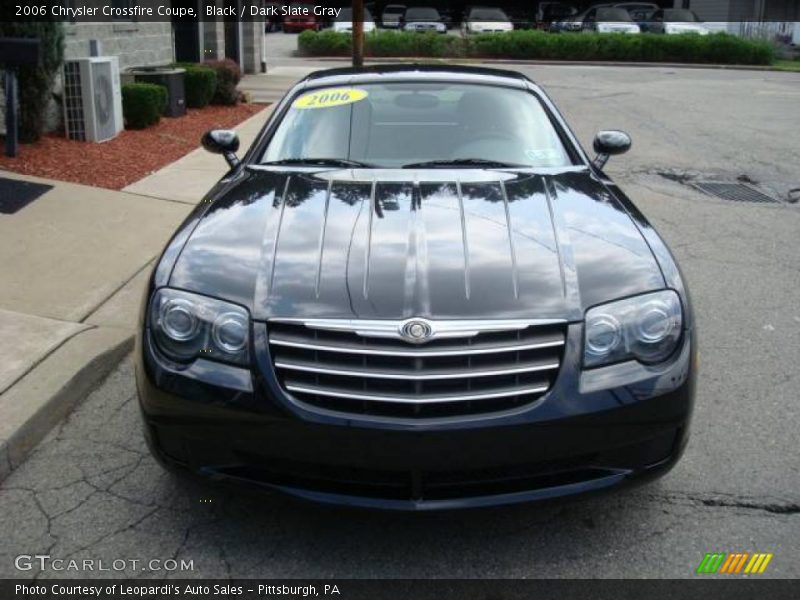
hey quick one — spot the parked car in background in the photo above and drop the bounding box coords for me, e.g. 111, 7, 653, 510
404, 7, 448, 33
439, 7, 456, 29
538, 2, 576, 27
583, 7, 641, 33
539, 2, 577, 30
613, 2, 659, 14
628, 7, 657, 31
381, 4, 406, 28
333, 7, 377, 33
461, 6, 514, 34
550, 16, 577, 32
646, 9, 710, 35
282, 3, 322, 33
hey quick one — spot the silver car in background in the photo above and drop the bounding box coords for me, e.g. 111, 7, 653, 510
404, 7, 448, 33
381, 4, 406, 28
646, 9, 710, 35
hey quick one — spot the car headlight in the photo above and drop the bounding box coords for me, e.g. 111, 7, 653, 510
584, 290, 682, 368
149, 288, 250, 365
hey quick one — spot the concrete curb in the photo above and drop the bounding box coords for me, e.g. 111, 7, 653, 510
0, 326, 133, 482
309, 55, 792, 72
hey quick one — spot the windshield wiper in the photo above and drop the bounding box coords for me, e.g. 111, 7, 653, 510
261, 158, 374, 168
402, 158, 528, 169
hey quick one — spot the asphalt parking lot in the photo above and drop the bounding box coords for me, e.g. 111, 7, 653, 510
1, 48, 798, 578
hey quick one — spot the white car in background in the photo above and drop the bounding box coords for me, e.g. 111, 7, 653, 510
647, 9, 710, 35
382, 4, 406, 28
333, 7, 377, 33
403, 7, 447, 33
583, 7, 641, 33
461, 6, 514, 34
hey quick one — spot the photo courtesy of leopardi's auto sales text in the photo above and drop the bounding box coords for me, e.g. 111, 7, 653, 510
0, 0, 797, 598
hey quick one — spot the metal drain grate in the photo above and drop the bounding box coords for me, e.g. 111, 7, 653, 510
692, 182, 778, 204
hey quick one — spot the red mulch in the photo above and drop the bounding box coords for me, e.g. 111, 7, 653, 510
0, 103, 266, 190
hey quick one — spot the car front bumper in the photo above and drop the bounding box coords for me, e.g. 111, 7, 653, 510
136, 327, 695, 510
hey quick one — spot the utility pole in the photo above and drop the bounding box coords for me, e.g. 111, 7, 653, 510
352, 0, 364, 68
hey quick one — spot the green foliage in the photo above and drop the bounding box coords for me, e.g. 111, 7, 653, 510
368, 31, 462, 58
298, 29, 351, 56
204, 59, 242, 105
299, 30, 460, 58
297, 30, 775, 66
0, 20, 64, 142
175, 63, 217, 108
122, 83, 167, 129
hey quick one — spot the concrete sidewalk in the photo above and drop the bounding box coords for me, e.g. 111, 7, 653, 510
124, 105, 273, 203
0, 171, 191, 479
240, 66, 316, 103
0, 98, 280, 481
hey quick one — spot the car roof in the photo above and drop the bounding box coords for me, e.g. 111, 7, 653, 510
302, 64, 532, 87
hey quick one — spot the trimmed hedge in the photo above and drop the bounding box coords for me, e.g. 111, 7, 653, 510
205, 59, 242, 105
122, 83, 168, 129
298, 30, 775, 65
175, 63, 217, 108
299, 29, 462, 58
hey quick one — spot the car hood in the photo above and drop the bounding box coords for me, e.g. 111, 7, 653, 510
169, 168, 664, 322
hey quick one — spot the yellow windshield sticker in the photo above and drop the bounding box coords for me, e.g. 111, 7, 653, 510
293, 88, 368, 109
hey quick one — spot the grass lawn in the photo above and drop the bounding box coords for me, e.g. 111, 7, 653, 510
772, 59, 800, 72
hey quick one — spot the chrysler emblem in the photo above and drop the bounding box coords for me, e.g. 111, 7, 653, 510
399, 319, 433, 344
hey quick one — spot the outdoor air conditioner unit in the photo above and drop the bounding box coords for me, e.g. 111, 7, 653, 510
62, 57, 123, 142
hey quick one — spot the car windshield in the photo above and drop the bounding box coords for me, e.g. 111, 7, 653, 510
406, 8, 440, 20
596, 8, 633, 21
261, 83, 572, 169
337, 8, 374, 21
469, 8, 509, 20
663, 9, 699, 21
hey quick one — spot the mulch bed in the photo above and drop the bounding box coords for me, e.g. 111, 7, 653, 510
0, 103, 266, 190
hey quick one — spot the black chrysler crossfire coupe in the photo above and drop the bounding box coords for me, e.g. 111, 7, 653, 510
136, 65, 695, 510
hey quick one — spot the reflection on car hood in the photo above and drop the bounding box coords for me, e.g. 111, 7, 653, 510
169, 168, 664, 321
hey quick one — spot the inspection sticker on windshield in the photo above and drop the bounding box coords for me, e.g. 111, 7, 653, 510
294, 88, 368, 109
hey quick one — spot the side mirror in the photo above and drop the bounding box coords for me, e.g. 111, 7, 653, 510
592, 130, 631, 170
202, 129, 240, 169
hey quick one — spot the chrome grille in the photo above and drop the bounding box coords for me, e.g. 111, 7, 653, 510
267, 319, 566, 419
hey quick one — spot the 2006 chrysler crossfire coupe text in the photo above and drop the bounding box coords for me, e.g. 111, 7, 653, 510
136, 66, 695, 510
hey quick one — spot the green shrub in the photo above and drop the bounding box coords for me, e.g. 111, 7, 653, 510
0, 20, 64, 142
205, 59, 242, 105
368, 31, 462, 58
467, 30, 773, 64
298, 30, 461, 58
175, 63, 217, 108
297, 29, 774, 66
122, 83, 167, 129
298, 29, 351, 56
